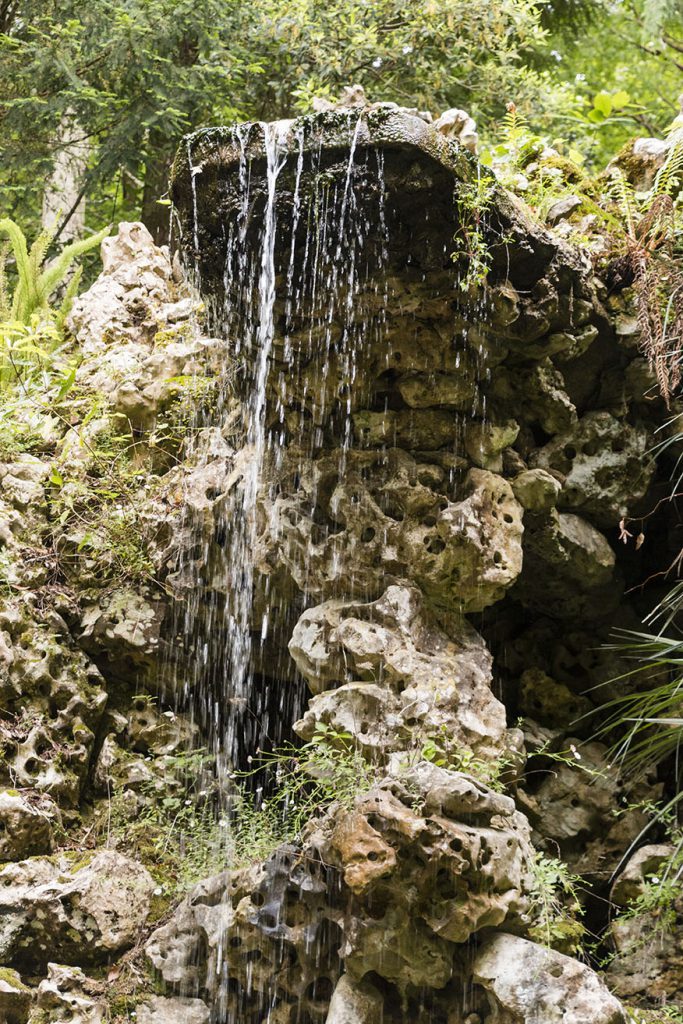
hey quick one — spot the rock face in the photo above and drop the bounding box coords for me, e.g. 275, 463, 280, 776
0, 103, 669, 1021
473, 934, 627, 1024
0, 851, 154, 968
147, 764, 536, 1014
607, 845, 683, 1002
290, 584, 513, 761
27, 964, 105, 1024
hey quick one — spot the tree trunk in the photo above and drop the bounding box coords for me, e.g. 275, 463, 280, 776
42, 112, 89, 241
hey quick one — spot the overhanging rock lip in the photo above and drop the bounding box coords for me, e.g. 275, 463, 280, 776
171, 107, 476, 191
170, 105, 595, 297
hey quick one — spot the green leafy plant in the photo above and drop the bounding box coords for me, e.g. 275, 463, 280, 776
238, 723, 379, 839
605, 133, 683, 406
528, 850, 586, 952
451, 171, 498, 291
0, 217, 108, 326
420, 732, 513, 792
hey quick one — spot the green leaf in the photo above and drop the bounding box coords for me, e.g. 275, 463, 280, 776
49, 469, 64, 487
611, 90, 630, 109
592, 93, 613, 117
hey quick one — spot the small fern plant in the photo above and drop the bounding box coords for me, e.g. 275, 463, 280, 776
606, 134, 683, 406
0, 218, 109, 328
0, 218, 108, 387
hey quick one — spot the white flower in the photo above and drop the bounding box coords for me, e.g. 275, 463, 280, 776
153, 887, 163, 896
402, 44, 413, 55
372, 57, 382, 68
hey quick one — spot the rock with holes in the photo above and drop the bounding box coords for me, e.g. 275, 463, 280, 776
0, 850, 155, 969
67, 222, 177, 353
0, 598, 107, 807
263, 450, 523, 613
472, 933, 626, 1023
124, 695, 199, 755
514, 508, 620, 621
290, 585, 514, 761
606, 844, 683, 1001
530, 411, 654, 527
0, 789, 60, 860
136, 996, 211, 1024
518, 739, 659, 879
77, 588, 166, 685
27, 964, 105, 1024
0, 968, 31, 1024
490, 360, 577, 436
147, 848, 343, 1024
310, 764, 535, 987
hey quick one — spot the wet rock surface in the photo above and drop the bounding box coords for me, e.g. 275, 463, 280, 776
0, 103, 676, 1021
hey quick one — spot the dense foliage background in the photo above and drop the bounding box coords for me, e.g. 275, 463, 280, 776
1, 0, 683, 244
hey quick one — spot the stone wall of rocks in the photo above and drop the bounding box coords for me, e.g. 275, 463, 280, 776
0, 104, 678, 1021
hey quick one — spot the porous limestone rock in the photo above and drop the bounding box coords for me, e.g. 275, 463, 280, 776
513, 508, 620, 621
531, 411, 654, 527
147, 849, 342, 1021
27, 964, 104, 1024
607, 844, 683, 1002
137, 996, 211, 1024
148, 766, 536, 1016
0, 850, 155, 968
518, 739, 658, 879
290, 584, 512, 760
264, 452, 523, 613
489, 359, 578, 436
0, 790, 60, 860
0, 968, 31, 1024
316, 764, 535, 984
433, 107, 478, 153
67, 222, 179, 352
0, 599, 107, 806
473, 933, 626, 1023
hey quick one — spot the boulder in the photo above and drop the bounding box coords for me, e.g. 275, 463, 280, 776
0, 968, 31, 1024
514, 509, 620, 621
0, 790, 60, 860
531, 411, 654, 527
27, 964, 104, 1024
137, 996, 211, 1024
0, 850, 155, 968
472, 933, 626, 1023
325, 975, 383, 1024
607, 844, 683, 1001
290, 584, 512, 760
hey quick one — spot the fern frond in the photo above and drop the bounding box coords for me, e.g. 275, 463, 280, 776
607, 170, 637, 239
650, 137, 683, 202
0, 242, 10, 320
0, 218, 33, 320
36, 224, 109, 308
501, 102, 528, 146
55, 265, 83, 329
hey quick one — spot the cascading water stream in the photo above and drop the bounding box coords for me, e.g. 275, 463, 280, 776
166, 113, 494, 1023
